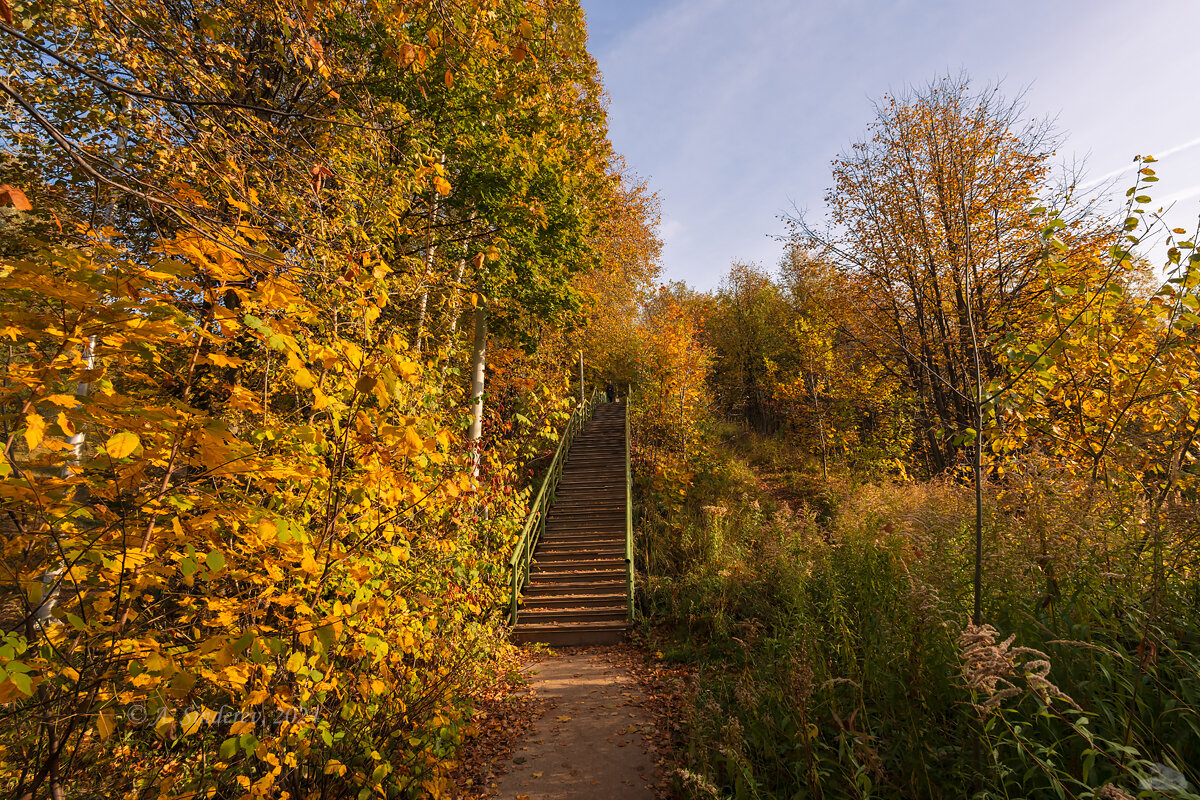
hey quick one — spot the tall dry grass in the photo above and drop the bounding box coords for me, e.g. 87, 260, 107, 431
640, 439, 1200, 799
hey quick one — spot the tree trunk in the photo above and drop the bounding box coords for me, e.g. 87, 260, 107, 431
414, 219, 438, 351
64, 335, 95, 475
446, 258, 467, 337
467, 295, 488, 476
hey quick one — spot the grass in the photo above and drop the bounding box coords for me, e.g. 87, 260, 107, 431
636, 427, 1200, 799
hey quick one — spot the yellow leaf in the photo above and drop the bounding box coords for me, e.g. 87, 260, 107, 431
96, 708, 115, 740
433, 176, 451, 196
22, 414, 46, 450
286, 652, 306, 673
154, 713, 176, 740
44, 394, 77, 407
55, 412, 75, 437
180, 709, 204, 736
397, 360, 420, 381
202, 351, 245, 368
293, 367, 316, 389
105, 431, 140, 458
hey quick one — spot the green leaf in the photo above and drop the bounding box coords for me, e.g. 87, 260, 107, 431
7, 671, 33, 696
219, 736, 239, 760
206, 550, 226, 574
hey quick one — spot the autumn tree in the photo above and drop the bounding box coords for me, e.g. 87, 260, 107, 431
705, 263, 788, 432
773, 246, 911, 477
0, 1, 623, 797
791, 76, 1115, 474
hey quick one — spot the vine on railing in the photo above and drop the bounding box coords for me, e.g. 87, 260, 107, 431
509, 387, 600, 624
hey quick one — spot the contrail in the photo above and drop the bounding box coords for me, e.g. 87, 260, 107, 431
1079, 135, 1200, 192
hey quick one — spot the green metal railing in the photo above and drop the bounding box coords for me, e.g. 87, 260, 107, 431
509, 387, 600, 625
625, 391, 635, 621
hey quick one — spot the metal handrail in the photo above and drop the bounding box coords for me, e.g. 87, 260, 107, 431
625, 390, 635, 621
509, 386, 600, 624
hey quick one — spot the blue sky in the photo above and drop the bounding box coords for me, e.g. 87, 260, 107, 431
579, 0, 1200, 289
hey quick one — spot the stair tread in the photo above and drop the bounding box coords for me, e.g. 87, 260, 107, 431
513, 620, 630, 630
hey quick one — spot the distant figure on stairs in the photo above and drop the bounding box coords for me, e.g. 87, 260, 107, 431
605, 379, 616, 403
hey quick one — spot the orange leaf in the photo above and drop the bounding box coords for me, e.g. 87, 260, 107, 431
0, 185, 31, 211
0, 0, 12, 26
397, 42, 416, 69
310, 163, 333, 193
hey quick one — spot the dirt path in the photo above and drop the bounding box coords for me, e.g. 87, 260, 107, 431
492, 650, 659, 800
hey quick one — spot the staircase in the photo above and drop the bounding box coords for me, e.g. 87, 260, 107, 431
512, 402, 630, 646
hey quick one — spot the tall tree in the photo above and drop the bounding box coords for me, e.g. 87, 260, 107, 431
792, 76, 1110, 473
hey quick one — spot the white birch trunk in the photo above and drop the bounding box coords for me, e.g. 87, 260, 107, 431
467, 296, 488, 476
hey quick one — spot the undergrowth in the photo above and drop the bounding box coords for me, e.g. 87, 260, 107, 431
638, 425, 1200, 799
